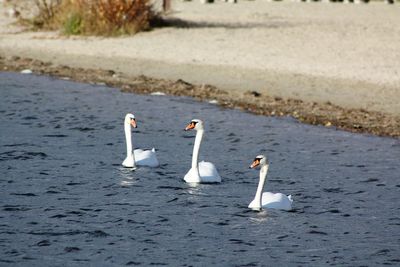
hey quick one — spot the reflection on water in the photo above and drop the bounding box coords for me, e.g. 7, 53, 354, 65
1, 72, 399, 266
118, 168, 138, 186
185, 184, 210, 194
248, 211, 270, 224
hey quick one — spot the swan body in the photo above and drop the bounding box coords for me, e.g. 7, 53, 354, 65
184, 119, 221, 183
184, 161, 221, 183
133, 148, 158, 167
122, 113, 159, 168
123, 148, 159, 168
248, 192, 293, 211
248, 155, 293, 211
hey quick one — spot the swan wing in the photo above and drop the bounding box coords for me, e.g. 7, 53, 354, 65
262, 192, 293, 211
134, 148, 159, 167
198, 161, 221, 183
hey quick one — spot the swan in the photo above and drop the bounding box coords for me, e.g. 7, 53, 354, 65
122, 113, 159, 168
248, 155, 293, 211
183, 119, 221, 183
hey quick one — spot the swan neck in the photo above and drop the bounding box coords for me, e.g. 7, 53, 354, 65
124, 123, 133, 158
192, 129, 204, 169
254, 165, 268, 207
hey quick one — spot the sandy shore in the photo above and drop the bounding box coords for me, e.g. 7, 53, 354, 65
0, 0, 399, 136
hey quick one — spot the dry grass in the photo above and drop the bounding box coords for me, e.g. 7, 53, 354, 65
30, 0, 159, 36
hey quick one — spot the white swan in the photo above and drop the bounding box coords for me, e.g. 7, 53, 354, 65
248, 155, 293, 211
183, 119, 221, 183
122, 113, 159, 168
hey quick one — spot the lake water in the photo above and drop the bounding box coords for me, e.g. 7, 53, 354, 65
1, 72, 399, 266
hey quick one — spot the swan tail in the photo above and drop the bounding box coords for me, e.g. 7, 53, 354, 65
288, 195, 293, 202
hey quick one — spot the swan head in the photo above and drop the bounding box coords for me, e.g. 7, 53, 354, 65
249, 155, 269, 169
184, 119, 203, 131
125, 113, 137, 128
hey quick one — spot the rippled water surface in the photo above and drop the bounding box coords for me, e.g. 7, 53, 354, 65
1, 72, 399, 266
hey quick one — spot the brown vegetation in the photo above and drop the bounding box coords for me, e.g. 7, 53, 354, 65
29, 0, 159, 35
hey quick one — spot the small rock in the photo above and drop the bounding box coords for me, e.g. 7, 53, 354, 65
176, 79, 192, 86
6, 8, 20, 18
245, 90, 261, 97
325, 121, 332, 127
150, 91, 166, 96
208, 99, 218, 104
20, 69, 33, 74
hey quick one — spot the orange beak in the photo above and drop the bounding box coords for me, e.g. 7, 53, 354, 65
185, 122, 195, 131
130, 119, 137, 128
249, 159, 260, 169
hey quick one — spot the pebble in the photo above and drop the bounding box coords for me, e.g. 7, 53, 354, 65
20, 69, 33, 74
151, 92, 166, 96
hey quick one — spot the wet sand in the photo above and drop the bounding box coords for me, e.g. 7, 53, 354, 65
0, 0, 399, 137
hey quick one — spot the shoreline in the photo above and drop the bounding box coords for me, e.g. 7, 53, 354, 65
2, 55, 399, 138
3, 46, 399, 117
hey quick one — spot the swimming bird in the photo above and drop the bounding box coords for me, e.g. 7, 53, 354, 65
183, 119, 221, 183
122, 113, 159, 168
248, 155, 293, 211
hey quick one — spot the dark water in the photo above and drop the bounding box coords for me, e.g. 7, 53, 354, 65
0, 72, 399, 266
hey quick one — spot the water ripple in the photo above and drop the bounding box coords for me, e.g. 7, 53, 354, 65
0, 72, 399, 266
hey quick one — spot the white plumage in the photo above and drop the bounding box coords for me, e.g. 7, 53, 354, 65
183, 119, 221, 183
248, 155, 293, 211
122, 113, 159, 168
